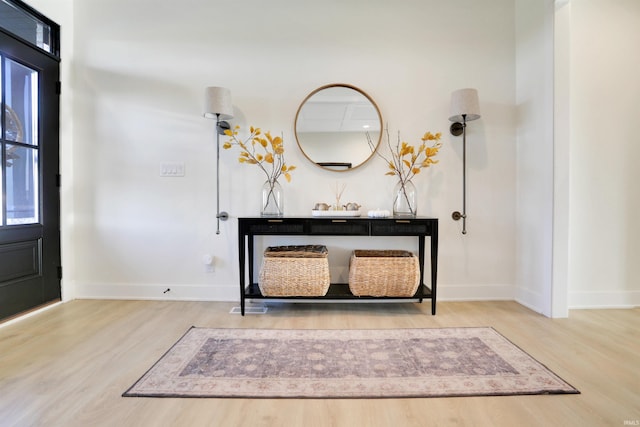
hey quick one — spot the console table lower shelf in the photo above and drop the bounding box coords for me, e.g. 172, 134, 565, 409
243, 283, 433, 301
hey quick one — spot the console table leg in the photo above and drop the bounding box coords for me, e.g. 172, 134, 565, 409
418, 236, 425, 304
431, 232, 438, 315
238, 232, 246, 316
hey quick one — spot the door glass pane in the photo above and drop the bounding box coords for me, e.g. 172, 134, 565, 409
2, 56, 40, 226
4, 58, 38, 146
6, 144, 38, 225
0, 0, 54, 54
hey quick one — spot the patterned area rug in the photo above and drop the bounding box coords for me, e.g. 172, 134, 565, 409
123, 327, 579, 398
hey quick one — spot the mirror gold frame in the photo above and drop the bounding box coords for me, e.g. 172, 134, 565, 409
294, 84, 382, 172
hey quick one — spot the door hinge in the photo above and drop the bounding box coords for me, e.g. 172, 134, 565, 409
57, 266, 63, 279
56, 81, 62, 95
56, 174, 61, 187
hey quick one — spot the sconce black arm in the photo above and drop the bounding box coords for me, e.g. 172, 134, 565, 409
215, 114, 230, 234
450, 114, 468, 235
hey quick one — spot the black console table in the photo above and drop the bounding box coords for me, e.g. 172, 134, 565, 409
237, 217, 438, 316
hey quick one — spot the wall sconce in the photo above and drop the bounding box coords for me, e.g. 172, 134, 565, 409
448, 88, 481, 235
204, 86, 234, 235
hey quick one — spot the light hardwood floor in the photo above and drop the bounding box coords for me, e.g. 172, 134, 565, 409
0, 300, 638, 427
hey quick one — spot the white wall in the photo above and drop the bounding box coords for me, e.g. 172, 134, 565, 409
553, 0, 571, 317
23, 0, 639, 313
514, 0, 555, 316
567, 0, 640, 308
514, 0, 640, 312
515, 0, 640, 314
34, 0, 518, 303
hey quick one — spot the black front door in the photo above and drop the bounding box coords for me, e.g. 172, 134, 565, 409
0, 28, 60, 321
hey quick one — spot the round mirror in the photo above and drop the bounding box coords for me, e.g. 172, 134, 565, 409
294, 84, 382, 171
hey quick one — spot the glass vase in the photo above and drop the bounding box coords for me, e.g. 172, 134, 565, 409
393, 180, 417, 217
261, 179, 284, 217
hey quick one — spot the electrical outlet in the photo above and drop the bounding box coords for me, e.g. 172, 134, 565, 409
160, 162, 185, 177
203, 254, 215, 273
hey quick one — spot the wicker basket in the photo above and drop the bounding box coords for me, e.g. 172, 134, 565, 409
348, 250, 420, 297
258, 245, 330, 297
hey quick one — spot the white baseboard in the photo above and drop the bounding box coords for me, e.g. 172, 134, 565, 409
513, 286, 549, 316
437, 283, 514, 301
569, 290, 640, 309
72, 282, 517, 303
69, 282, 640, 310
74, 282, 238, 302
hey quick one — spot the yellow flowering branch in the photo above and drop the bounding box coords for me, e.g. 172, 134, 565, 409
367, 127, 442, 216
367, 127, 442, 185
223, 126, 296, 184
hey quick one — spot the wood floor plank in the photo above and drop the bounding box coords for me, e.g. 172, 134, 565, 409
0, 300, 638, 426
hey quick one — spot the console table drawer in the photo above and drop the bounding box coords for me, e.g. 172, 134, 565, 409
247, 220, 305, 234
371, 220, 433, 235
309, 220, 369, 235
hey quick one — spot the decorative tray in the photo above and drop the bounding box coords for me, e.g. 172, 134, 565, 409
311, 210, 361, 217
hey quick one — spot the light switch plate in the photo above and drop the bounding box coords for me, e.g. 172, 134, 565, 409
160, 162, 185, 177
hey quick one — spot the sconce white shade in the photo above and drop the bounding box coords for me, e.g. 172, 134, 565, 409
204, 86, 234, 120
449, 88, 481, 122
